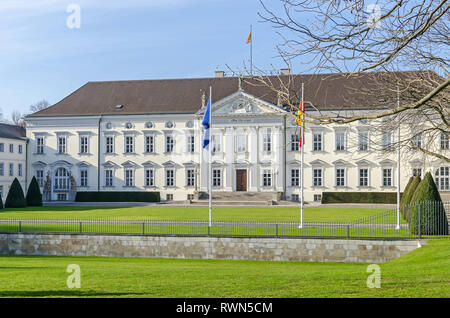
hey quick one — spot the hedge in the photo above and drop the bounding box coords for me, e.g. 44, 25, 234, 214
5, 178, 27, 208
407, 172, 448, 235
321, 192, 400, 204
26, 176, 43, 207
75, 191, 160, 203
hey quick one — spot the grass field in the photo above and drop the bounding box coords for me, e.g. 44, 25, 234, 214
0, 206, 388, 222
0, 239, 448, 298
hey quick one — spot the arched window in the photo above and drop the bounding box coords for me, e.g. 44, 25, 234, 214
435, 167, 449, 191
54, 168, 70, 191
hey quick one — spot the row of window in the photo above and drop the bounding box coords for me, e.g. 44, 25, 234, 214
34, 166, 450, 191
0, 162, 23, 177
0, 143, 23, 154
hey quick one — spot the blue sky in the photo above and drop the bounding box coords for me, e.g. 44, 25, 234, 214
0, 0, 289, 120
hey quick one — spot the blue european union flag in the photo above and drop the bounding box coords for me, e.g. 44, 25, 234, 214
202, 97, 211, 149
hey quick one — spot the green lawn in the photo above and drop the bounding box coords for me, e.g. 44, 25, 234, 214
0, 206, 387, 222
0, 239, 448, 298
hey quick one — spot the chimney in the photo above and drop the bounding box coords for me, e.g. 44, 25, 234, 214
215, 70, 225, 78
280, 68, 291, 75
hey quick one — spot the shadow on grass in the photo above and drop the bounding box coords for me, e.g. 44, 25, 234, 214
0, 290, 146, 297
0, 206, 127, 214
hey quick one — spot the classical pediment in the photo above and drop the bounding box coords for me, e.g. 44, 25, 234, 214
197, 91, 286, 117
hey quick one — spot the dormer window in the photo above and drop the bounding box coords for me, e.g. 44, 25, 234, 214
115, 104, 124, 110
125, 122, 133, 129
165, 121, 174, 129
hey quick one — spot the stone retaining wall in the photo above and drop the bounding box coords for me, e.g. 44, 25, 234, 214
0, 233, 422, 263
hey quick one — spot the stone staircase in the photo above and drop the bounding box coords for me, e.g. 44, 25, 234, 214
193, 191, 282, 206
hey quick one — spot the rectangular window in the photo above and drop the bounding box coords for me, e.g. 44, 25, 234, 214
125, 136, 134, 153
359, 168, 369, 187
336, 168, 345, 187
358, 131, 369, 151
187, 135, 195, 153
412, 168, 422, 178
0, 163, 3, 176
435, 167, 449, 191
145, 169, 154, 187
314, 194, 322, 202
262, 169, 272, 187
211, 135, 221, 153
58, 137, 66, 154
441, 133, 449, 150
18, 145, 23, 154
166, 135, 174, 153
313, 168, 322, 187
291, 134, 299, 151
18, 164, 22, 177
335, 132, 345, 151
80, 170, 88, 187
9, 144, 13, 153
105, 136, 114, 154
9, 163, 14, 176
36, 170, 44, 187
291, 169, 300, 187
166, 194, 173, 201
382, 132, 392, 150
125, 169, 134, 187
212, 169, 221, 187
313, 133, 322, 151
383, 168, 392, 187
166, 169, 175, 187
186, 169, 195, 187
36, 137, 44, 154
105, 170, 113, 187
235, 135, 247, 153
412, 133, 422, 148
145, 135, 154, 153
0, 143, 3, 152
291, 194, 299, 202
263, 130, 272, 153
80, 136, 89, 154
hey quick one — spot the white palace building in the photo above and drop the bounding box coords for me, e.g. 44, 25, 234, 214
22, 71, 449, 203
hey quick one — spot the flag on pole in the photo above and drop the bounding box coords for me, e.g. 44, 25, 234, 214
295, 98, 305, 148
202, 96, 211, 149
246, 29, 252, 44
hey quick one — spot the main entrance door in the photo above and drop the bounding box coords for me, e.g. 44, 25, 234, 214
236, 169, 247, 192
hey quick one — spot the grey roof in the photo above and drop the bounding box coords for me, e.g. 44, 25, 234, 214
26, 71, 440, 117
0, 123, 26, 140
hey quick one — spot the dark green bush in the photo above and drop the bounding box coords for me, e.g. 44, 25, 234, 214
408, 172, 448, 235
321, 192, 400, 204
5, 178, 27, 208
402, 175, 421, 220
0, 195, 3, 209
26, 176, 43, 207
75, 191, 160, 203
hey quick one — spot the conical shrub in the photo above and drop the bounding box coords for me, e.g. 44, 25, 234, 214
403, 175, 421, 220
26, 176, 43, 207
408, 172, 448, 235
0, 195, 3, 209
5, 178, 27, 208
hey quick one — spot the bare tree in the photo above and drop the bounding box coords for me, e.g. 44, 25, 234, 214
10, 110, 25, 127
251, 0, 449, 162
29, 99, 50, 113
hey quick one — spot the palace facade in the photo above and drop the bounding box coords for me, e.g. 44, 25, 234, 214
23, 71, 450, 202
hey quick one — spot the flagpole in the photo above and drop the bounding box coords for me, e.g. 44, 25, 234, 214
209, 85, 213, 227
250, 24, 253, 76
300, 83, 304, 229
396, 85, 401, 230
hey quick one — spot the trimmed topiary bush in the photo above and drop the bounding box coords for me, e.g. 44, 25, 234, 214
408, 172, 448, 235
402, 175, 421, 220
0, 195, 3, 209
5, 178, 27, 208
26, 176, 43, 207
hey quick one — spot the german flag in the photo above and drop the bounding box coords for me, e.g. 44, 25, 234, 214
295, 98, 305, 148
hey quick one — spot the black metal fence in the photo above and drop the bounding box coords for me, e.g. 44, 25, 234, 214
0, 201, 448, 240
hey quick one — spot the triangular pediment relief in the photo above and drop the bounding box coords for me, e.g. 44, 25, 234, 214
197, 91, 286, 116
